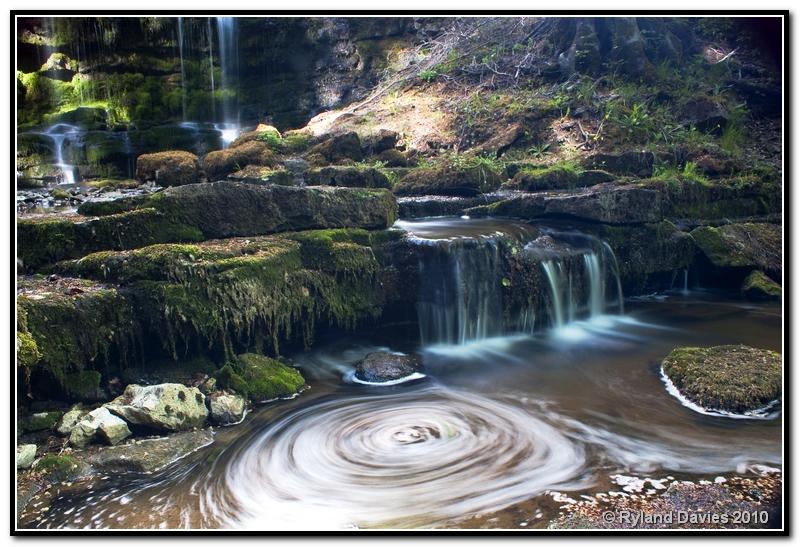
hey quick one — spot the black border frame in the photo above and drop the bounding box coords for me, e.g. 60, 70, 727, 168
9, 9, 791, 537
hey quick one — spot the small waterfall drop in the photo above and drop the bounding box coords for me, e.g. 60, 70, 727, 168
216, 16, 240, 143
43, 124, 80, 185
177, 17, 187, 121
207, 17, 217, 121
541, 260, 565, 328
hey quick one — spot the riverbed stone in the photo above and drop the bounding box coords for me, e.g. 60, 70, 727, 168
394, 165, 502, 197
87, 429, 214, 473
69, 407, 132, 447
18, 411, 61, 434
208, 393, 247, 425
17, 444, 37, 469
662, 345, 781, 414
56, 406, 86, 436
203, 141, 278, 180
691, 223, 781, 273
355, 351, 422, 383
741, 270, 781, 301
106, 383, 208, 432
135, 150, 201, 187
215, 354, 305, 403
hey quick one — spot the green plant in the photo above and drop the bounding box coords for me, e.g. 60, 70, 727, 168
419, 69, 439, 82
527, 142, 552, 160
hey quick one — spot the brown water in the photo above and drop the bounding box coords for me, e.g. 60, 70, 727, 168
20, 219, 782, 531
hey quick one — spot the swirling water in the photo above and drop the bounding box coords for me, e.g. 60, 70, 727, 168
22, 221, 782, 531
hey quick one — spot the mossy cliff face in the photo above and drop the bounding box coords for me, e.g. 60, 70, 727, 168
18, 183, 398, 270
19, 228, 401, 401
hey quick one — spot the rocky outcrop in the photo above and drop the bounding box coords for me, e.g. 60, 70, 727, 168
306, 132, 364, 164
87, 429, 214, 473
306, 166, 392, 188
208, 393, 247, 425
691, 223, 781, 274
69, 407, 131, 447
394, 165, 502, 197
135, 150, 201, 187
504, 167, 613, 191
543, 183, 664, 223
56, 406, 86, 435
662, 345, 781, 414
582, 151, 655, 177
355, 351, 422, 383
106, 383, 208, 432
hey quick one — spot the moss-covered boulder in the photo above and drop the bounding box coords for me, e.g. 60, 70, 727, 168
394, 165, 502, 197
741, 270, 781, 301
582, 150, 655, 177
44, 106, 107, 130
306, 166, 391, 188
203, 141, 277, 180
662, 345, 781, 414
216, 353, 305, 403
34, 454, 91, 482
18, 411, 61, 434
544, 183, 665, 224
658, 177, 781, 220
135, 150, 201, 187
691, 223, 781, 273
228, 165, 296, 186
504, 165, 613, 191
106, 383, 208, 432
305, 131, 363, 163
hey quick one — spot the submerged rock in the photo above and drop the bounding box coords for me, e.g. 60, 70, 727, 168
106, 383, 208, 432
69, 407, 131, 447
355, 351, 422, 383
662, 345, 781, 414
741, 271, 781, 301
208, 393, 247, 425
17, 444, 37, 469
87, 429, 214, 473
135, 150, 201, 187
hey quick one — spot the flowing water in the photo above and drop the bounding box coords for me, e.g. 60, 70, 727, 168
39, 124, 81, 185
216, 17, 240, 138
21, 219, 782, 530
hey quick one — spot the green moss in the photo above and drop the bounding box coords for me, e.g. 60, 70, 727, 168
19, 411, 62, 434
215, 354, 304, 402
691, 223, 781, 270
663, 345, 781, 413
16, 331, 41, 369
62, 370, 102, 400
35, 454, 87, 482
742, 270, 781, 300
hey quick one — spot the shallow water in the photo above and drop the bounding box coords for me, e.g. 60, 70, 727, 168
21, 219, 782, 531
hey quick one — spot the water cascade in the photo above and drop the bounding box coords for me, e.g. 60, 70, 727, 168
177, 17, 187, 121
207, 17, 217, 122
42, 124, 80, 185
215, 17, 240, 145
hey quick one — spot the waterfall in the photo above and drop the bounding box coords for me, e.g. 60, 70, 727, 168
417, 239, 504, 346
216, 16, 240, 143
682, 269, 689, 295
177, 17, 187, 121
541, 260, 565, 328
583, 253, 604, 317
207, 17, 217, 121
121, 131, 134, 179
43, 124, 80, 185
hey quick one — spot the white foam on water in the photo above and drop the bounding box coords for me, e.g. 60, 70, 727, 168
347, 371, 427, 386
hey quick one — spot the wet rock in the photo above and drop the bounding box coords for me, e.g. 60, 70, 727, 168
106, 383, 208, 432
69, 407, 131, 447
46, 106, 107, 130
306, 131, 363, 163
394, 165, 502, 197
135, 150, 201, 187
87, 429, 214, 473
34, 454, 91, 482
399, 194, 504, 218
56, 406, 86, 436
208, 393, 247, 425
355, 351, 422, 383
306, 166, 391, 188
203, 141, 277, 180
662, 345, 781, 414
17, 444, 37, 469
691, 223, 781, 273
741, 270, 781, 301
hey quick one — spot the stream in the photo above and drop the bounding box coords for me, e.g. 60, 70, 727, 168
22, 218, 782, 530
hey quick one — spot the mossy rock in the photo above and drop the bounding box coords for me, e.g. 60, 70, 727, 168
18, 411, 62, 434
203, 141, 277, 181
44, 106, 107, 130
691, 223, 781, 273
662, 345, 781, 413
504, 165, 613, 191
135, 150, 201, 187
741, 271, 781, 301
306, 166, 391, 188
62, 370, 102, 401
228, 165, 296, 186
305, 132, 363, 164
394, 165, 502, 197
34, 454, 90, 483
216, 353, 305, 403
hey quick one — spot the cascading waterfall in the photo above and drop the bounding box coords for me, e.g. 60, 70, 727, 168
43, 124, 80, 185
541, 260, 565, 328
215, 16, 240, 145
177, 17, 187, 121
207, 17, 217, 121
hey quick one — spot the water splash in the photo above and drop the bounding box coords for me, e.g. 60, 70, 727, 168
42, 124, 80, 185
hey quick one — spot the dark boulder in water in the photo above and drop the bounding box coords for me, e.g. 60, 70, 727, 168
355, 352, 422, 383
